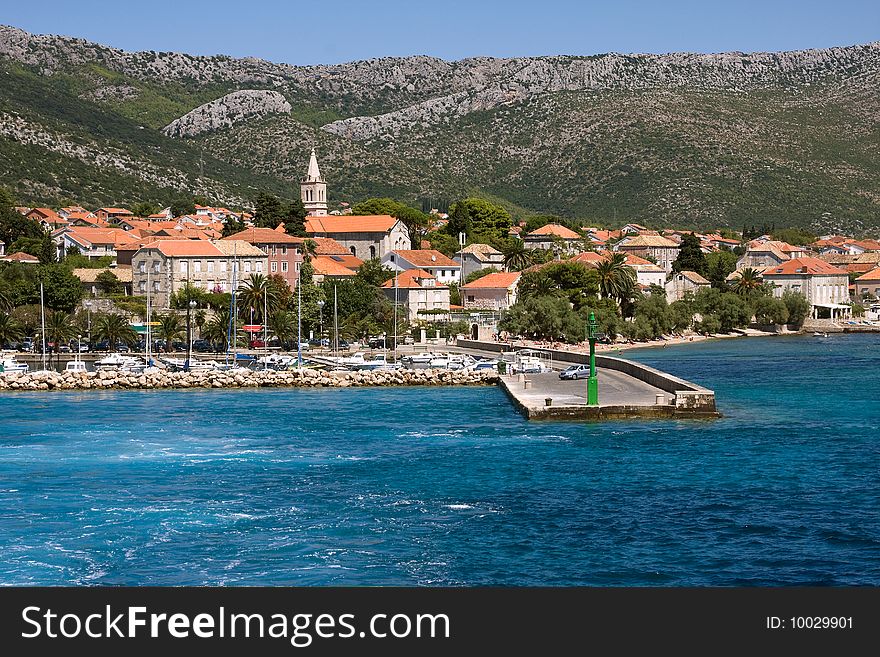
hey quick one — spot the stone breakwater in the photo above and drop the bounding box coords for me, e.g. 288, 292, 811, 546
0, 368, 500, 392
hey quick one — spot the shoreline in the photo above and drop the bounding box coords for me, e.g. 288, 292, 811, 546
505, 327, 799, 357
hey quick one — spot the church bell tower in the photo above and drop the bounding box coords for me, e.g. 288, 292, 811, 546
300, 148, 328, 216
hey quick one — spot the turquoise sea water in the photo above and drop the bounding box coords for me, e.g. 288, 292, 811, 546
0, 334, 878, 586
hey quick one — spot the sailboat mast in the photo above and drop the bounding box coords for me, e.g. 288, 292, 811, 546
40, 282, 47, 371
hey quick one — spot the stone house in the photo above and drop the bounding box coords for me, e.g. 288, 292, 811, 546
460, 271, 521, 310
665, 270, 711, 303
305, 215, 410, 260
223, 226, 304, 289
615, 235, 680, 273
855, 267, 880, 299
131, 240, 266, 309
454, 243, 505, 280
762, 257, 851, 320
381, 269, 450, 319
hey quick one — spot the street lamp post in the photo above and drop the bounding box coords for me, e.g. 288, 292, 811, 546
587, 311, 599, 406
186, 299, 196, 371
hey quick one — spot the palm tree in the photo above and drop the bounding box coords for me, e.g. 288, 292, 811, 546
503, 242, 533, 272
93, 314, 138, 349
194, 309, 207, 337
0, 312, 24, 347
238, 273, 279, 324
268, 310, 296, 349
302, 238, 318, 263
156, 313, 185, 352
732, 267, 762, 296
45, 311, 75, 366
596, 252, 636, 303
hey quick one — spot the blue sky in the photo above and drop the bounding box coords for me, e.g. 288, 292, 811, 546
2, 0, 878, 65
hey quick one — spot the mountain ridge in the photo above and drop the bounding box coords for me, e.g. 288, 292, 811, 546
0, 25, 878, 232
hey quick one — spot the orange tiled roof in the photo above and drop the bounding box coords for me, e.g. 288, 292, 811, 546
312, 256, 357, 277
461, 271, 521, 289
222, 227, 304, 244
63, 227, 134, 248
98, 207, 133, 215
763, 257, 848, 276
392, 249, 459, 268
618, 235, 679, 248
381, 268, 445, 289
527, 223, 581, 239
855, 266, 880, 281
141, 240, 224, 257
0, 251, 40, 263
306, 215, 398, 234
313, 237, 349, 255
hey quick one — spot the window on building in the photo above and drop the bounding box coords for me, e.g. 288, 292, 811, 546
256, 261, 263, 273
153, 281, 160, 292
370, 245, 376, 259
281, 261, 288, 272
220, 261, 227, 273
180, 260, 188, 275
281, 245, 287, 255
245, 261, 251, 273
467, 295, 475, 302
153, 261, 160, 273
350, 246, 357, 257
194, 260, 201, 273
272, 245, 277, 255
138, 281, 145, 292
207, 261, 214, 273
271, 261, 277, 273
138, 261, 145, 273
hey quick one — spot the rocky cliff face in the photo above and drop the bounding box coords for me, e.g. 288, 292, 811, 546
162, 90, 292, 138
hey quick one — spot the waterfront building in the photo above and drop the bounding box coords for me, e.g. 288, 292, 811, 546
762, 257, 851, 320
383, 249, 461, 285
666, 270, 711, 303
381, 269, 450, 319
131, 239, 266, 309
454, 243, 505, 280
460, 271, 521, 310
855, 267, 880, 299
615, 234, 680, 273
223, 226, 304, 289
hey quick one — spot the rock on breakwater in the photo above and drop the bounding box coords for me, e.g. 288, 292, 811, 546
0, 367, 500, 392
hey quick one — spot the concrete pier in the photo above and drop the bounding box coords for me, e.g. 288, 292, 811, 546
456, 340, 720, 420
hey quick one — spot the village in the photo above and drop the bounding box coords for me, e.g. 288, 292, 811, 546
2, 149, 880, 379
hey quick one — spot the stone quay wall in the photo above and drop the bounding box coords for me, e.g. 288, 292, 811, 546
0, 367, 500, 392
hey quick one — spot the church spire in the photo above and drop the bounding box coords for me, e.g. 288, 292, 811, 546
304, 148, 324, 183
